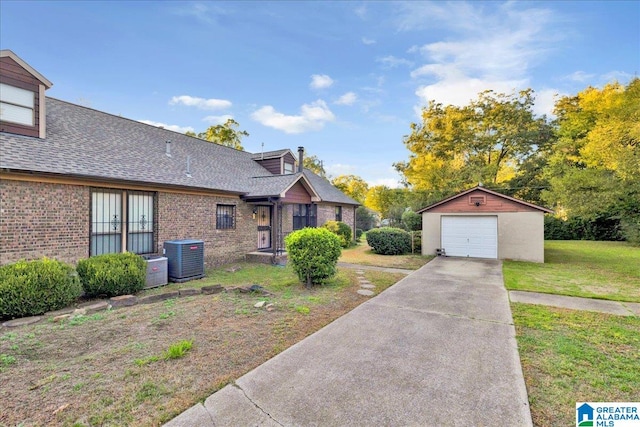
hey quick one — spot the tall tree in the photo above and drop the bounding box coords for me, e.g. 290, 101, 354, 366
189, 118, 249, 150
331, 175, 369, 204
543, 79, 640, 241
395, 89, 553, 196
303, 154, 326, 178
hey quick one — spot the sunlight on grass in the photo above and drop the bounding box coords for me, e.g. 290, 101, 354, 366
504, 241, 640, 302
512, 303, 640, 426
340, 241, 432, 269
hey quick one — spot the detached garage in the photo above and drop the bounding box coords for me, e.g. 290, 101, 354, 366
418, 186, 553, 263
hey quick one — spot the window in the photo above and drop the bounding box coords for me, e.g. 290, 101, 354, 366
216, 204, 236, 229
90, 189, 156, 256
293, 204, 317, 230
127, 191, 155, 254
335, 206, 342, 222
284, 162, 295, 174
0, 83, 35, 126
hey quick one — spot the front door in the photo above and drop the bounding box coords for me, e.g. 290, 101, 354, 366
256, 205, 271, 250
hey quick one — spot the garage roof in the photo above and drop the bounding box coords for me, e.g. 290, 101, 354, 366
417, 186, 553, 214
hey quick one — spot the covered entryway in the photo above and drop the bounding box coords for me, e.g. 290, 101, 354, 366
441, 216, 497, 259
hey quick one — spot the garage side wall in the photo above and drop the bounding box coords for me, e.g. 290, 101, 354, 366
422, 213, 442, 257
497, 212, 545, 263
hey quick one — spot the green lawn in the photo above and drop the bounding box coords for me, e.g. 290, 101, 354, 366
504, 241, 640, 302
505, 240, 640, 426
339, 241, 432, 270
512, 303, 640, 427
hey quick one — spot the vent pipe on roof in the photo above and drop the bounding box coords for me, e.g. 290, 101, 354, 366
166, 140, 171, 157
186, 155, 192, 177
298, 146, 304, 173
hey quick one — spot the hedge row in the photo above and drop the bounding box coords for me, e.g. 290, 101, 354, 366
1, 253, 147, 320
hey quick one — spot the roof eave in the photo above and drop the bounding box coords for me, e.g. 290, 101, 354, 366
417, 186, 554, 214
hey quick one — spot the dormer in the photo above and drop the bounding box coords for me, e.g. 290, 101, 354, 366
0, 50, 53, 139
252, 148, 299, 175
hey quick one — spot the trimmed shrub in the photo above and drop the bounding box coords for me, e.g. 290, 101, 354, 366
355, 228, 364, 241
285, 228, 342, 287
323, 220, 353, 247
366, 227, 412, 255
77, 252, 146, 297
0, 258, 82, 319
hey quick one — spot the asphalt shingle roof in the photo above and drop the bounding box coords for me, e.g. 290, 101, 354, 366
0, 98, 358, 205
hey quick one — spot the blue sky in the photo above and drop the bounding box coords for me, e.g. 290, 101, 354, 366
2, 1, 638, 187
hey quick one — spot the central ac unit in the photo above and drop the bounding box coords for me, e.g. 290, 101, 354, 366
163, 239, 205, 282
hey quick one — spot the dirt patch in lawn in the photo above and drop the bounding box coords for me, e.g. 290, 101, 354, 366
0, 268, 403, 427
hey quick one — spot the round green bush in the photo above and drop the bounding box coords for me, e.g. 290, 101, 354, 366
285, 227, 342, 286
0, 257, 82, 319
76, 252, 146, 297
366, 227, 412, 255
323, 220, 353, 248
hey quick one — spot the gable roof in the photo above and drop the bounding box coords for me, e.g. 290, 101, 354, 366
417, 186, 553, 214
302, 170, 359, 205
251, 149, 296, 161
0, 97, 358, 205
0, 50, 53, 88
244, 172, 320, 201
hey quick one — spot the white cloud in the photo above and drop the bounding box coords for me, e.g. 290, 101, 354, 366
354, 4, 367, 19
404, 2, 561, 116
335, 92, 357, 106
415, 77, 527, 110
169, 95, 232, 110
251, 100, 335, 134
564, 71, 596, 83
138, 120, 194, 134
325, 163, 358, 177
203, 114, 233, 124
532, 89, 565, 118
362, 37, 376, 45
368, 177, 402, 189
310, 74, 334, 89
600, 70, 634, 84
377, 55, 413, 68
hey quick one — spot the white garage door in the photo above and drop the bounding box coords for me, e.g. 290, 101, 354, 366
441, 216, 497, 259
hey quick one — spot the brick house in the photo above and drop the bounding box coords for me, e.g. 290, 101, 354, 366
0, 50, 358, 267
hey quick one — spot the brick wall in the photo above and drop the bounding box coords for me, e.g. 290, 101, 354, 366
0, 179, 89, 265
157, 192, 256, 267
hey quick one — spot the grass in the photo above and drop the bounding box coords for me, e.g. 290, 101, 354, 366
0, 262, 405, 426
340, 240, 432, 270
504, 241, 640, 302
512, 303, 640, 426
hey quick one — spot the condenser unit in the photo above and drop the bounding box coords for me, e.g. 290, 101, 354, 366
163, 239, 205, 282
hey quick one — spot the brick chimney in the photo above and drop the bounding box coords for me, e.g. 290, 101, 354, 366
298, 146, 304, 172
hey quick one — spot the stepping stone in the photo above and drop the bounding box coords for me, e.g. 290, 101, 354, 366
355, 271, 365, 275
359, 280, 372, 285
360, 284, 375, 289
109, 295, 137, 308
2, 316, 42, 328
357, 289, 375, 296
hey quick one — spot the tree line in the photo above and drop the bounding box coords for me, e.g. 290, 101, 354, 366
186, 79, 639, 243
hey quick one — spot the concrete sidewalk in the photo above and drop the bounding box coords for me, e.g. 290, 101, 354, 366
165, 257, 532, 427
510, 290, 640, 316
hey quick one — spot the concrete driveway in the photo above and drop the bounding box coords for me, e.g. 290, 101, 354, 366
165, 257, 532, 426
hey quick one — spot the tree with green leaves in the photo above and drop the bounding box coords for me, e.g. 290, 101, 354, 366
187, 118, 249, 150
395, 89, 553, 196
303, 154, 327, 177
331, 175, 369, 204
543, 78, 640, 243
